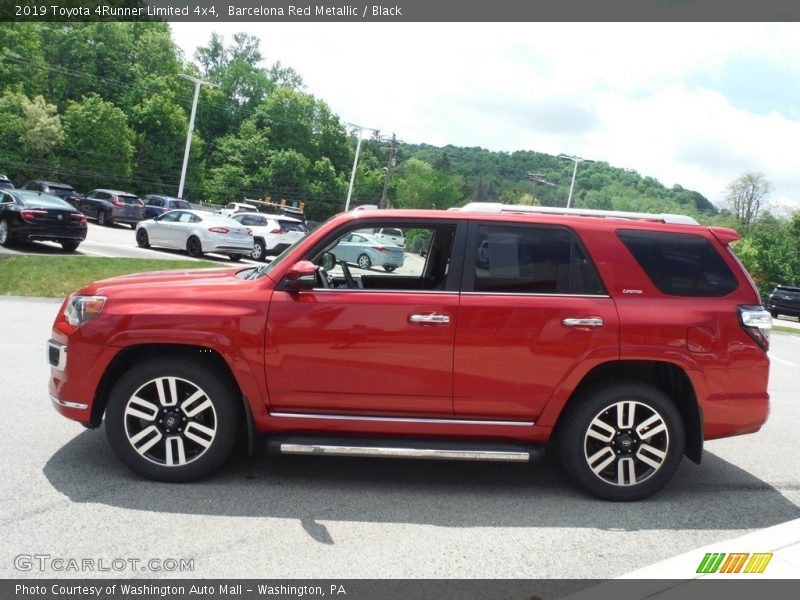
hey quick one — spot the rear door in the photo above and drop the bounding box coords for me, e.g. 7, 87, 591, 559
453, 222, 619, 421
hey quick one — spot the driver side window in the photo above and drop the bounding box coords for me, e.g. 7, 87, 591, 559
313, 224, 456, 291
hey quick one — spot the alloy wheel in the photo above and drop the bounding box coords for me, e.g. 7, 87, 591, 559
583, 400, 669, 487
123, 376, 217, 467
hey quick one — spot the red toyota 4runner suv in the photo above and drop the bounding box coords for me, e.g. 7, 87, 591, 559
46, 203, 772, 500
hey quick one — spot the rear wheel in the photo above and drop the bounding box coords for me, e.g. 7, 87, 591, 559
186, 236, 203, 258
136, 229, 150, 248
105, 358, 240, 482
558, 381, 685, 501
384, 265, 397, 272
0, 219, 10, 247
357, 253, 372, 269
60, 240, 80, 252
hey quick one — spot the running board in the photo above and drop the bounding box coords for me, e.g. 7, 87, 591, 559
266, 436, 544, 463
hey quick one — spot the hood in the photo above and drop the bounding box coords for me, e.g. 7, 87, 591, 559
79, 267, 254, 299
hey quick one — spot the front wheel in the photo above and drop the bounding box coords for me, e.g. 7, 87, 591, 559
357, 253, 372, 269
97, 211, 109, 226
105, 358, 240, 482
0, 219, 11, 247
229, 254, 242, 262
136, 229, 150, 248
383, 265, 397, 272
557, 382, 685, 501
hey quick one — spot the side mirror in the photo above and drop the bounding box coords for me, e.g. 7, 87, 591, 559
320, 251, 336, 271
283, 260, 317, 291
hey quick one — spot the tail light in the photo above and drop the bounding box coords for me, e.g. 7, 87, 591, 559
372, 246, 389, 253
21, 209, 47, 222
270, 227, 281, 233
738, 305, 772, 351
70, 213, 88, 224
111, 196, 123, 207
208, 227, 229, 234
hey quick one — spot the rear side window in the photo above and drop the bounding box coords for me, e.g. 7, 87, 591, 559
472, 224, 605, 295
279, 220, 305, 232
617, 230, 738, 297
119, 195, 143, 206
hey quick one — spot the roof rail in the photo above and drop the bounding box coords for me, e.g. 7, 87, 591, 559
458, 202, 699, 225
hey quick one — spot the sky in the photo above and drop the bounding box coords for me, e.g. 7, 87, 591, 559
170, 22, 800, 213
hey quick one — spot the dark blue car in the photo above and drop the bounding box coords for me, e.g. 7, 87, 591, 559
142, 195, 192, 220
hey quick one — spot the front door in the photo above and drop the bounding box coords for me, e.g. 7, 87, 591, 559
265, 221, 463, 418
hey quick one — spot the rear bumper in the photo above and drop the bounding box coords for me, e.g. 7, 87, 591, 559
12, 224, 87, 242
699, 362, 770, 440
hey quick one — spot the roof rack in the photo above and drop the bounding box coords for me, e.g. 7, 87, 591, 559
458, 202, 699, 225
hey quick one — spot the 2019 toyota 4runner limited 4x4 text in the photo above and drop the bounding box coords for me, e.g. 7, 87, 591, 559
47, 203, 772, 500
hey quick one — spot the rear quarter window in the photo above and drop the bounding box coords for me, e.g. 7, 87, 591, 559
617, 230, 738, 297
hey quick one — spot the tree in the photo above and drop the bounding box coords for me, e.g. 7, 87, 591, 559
0, 91, 62, 179
393, 158, 464, 209
725, 171, 772, 230
61, 94, 135, 190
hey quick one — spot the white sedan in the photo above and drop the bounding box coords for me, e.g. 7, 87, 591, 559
135, 209, 253, 261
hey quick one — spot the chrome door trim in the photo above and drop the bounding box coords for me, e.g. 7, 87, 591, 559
270, 412, 534, 427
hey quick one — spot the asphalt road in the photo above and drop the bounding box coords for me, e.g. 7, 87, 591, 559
1, 296, 799, 579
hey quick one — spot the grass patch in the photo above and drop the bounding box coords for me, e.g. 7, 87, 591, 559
0, 256, 222, 297
772, 325, 800, 336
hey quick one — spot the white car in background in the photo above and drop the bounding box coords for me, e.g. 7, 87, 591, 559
219, 202, 259, 218
135, 209, 253, 261
230, 212, 308, 260
374, 227, 405, 247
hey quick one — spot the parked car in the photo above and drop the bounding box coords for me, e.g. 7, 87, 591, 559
229, 212, 308, 260
20, 180, 82, 209
219, 202, 259, 218
766, 284, 800, 319
331, 230, 405, 271
374, 227, 406, 247
135, 209, 253, 261
47, 203, 772, 500
82, 189, 145, 228
142, 195, 192, 220
0, 189, 87, 251
0, 175, 14, 190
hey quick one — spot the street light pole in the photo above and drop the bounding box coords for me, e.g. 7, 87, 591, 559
559, 154, 593, 208
178, 74, 216, 200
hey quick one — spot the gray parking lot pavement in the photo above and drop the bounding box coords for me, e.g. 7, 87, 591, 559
1, 296, 798, 579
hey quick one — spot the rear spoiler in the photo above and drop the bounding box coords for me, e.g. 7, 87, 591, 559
709, 227, 740, 246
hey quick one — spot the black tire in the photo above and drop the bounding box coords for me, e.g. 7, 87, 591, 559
130, 223, 137, 230
229, 254, 242, 262
251, 239, 266, 261
186, 236, 203, 258
136, 229, 150, 248
0, 219, 11, 247
60, 239, 80, 252
357, 253, 372, 269
769, 310, 779, 319
97, 210, 109, 226
557, 381, 685, 501
383, 265, 397, 272
105, 358, 240, 482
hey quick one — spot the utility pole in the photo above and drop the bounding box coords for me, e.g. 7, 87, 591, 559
558, 154, 593, 209
178, 74, 217, 200
379, 133, 398, 209
345, 123, 377, 211
525, 172, 555, 202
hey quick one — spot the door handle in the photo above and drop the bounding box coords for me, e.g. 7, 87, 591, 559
409, 314, 451, 324
562, 317, 604, 328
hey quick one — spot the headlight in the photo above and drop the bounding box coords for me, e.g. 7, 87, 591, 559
64, 295, 106, 327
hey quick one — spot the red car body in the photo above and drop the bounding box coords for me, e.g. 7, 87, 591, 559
47, 208, 771, 498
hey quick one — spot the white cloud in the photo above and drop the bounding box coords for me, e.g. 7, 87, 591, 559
170, 22, 800, 210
